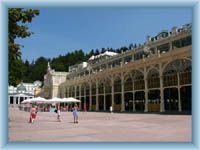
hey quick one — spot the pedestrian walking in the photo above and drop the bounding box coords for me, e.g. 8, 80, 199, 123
73, 104, 79, 123
29, 105, 37, 123
56, 104, 61, 122
110, 105, 113, 114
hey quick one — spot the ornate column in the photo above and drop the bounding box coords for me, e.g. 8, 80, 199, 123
79, 85, 82, 109
67, 87, 69, 97
132, 91, 136, 112
144, 67, 148, 112
14, 96, 17, 105
132, 81, 136, 112
18, 96, 20, 105
74, 86, 77, 98
89, 82, 92, 111
84, 86, 86, 106
111, 76, 114, 111
121, 73, 125, 111
159, 63, 165, 112
96, 80, 99, 111
160, 76, 165, 112
177, 73, 182, 112
8, 95, 11, 104
79, 85, 81, 99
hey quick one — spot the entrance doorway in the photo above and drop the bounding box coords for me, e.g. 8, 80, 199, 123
164, 88, 178, 111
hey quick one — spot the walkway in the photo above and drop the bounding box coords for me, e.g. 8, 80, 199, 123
9, 107, 191, 142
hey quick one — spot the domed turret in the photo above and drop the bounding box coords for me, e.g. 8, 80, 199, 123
16, 83, 26, 93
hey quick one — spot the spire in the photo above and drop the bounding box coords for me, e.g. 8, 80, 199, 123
47, 62, 51, 71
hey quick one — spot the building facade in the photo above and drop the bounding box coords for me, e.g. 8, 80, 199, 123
45, 23, 192, 112
8, 81, 42, 106
40, 62, 68, 99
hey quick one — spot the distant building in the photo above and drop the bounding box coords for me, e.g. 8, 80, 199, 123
69, 62, 88, 73
8, 81, 42, 106
39, 62, 68, 99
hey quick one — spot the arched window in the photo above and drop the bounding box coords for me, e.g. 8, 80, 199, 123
114, 75, 121, 92
163, 59, 191, 87
131, 70, 144, 90
147, 69, 160, 88
124, 74, 133, 91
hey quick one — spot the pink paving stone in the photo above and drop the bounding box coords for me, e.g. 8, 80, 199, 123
8, 107, 192, 142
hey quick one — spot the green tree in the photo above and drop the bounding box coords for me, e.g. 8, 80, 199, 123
29, 57, 48, 82
8, 8, 39, 86
21, 60, 32, 82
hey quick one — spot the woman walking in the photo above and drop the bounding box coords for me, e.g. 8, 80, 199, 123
73, 104, 79, 123
29, 105, 37, 123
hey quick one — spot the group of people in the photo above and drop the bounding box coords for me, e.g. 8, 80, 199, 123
29, 103, 79, 124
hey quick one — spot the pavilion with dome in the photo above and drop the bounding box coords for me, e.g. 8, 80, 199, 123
8, 81, 42, 106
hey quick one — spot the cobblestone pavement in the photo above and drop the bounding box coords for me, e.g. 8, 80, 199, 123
8, 107, 192, 142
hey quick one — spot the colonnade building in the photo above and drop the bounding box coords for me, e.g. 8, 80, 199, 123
43, 23, 192, 113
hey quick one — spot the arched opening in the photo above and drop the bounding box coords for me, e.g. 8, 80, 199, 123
10, 97, 13, 104
114, 93, 121, 111
91, 83, 96, 111
148, 90, 160, 112
68, 86, 72, 97
114, 75, 121, 93
181, 86, 191, 111
86, 96, 89, 111
81, 85, 85, 95
132, 70, 145, 91
124, 92, 133, 111
76, 86, 79, 97
98, 95, 104, 111
105, 79, 111, 94
147, 69, 160, 89
16, 97, 19, 104
98, 82, 104, 95
71, 86, 75, 97
164, 88, 178, 111
80, 97, 85, 110
85, 83, 90, 111
163, 59, 191, 112
135, 91, 145, 111
91, 96, 96, 111
65, 88, 68, 98
20, 97, 24, 103
106, 94, 111, 111
124, 74, 133, 92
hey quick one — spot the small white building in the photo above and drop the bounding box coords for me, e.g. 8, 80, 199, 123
8, 81, 42, 106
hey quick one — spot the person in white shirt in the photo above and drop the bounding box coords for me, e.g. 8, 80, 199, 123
56, 104, 61, 122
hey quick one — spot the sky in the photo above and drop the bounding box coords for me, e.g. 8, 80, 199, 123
16, 7, 192, 62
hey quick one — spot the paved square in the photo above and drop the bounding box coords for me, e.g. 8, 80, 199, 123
9, 107, 191, 142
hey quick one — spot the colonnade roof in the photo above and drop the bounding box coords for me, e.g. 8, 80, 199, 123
9, 93, 34, 97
